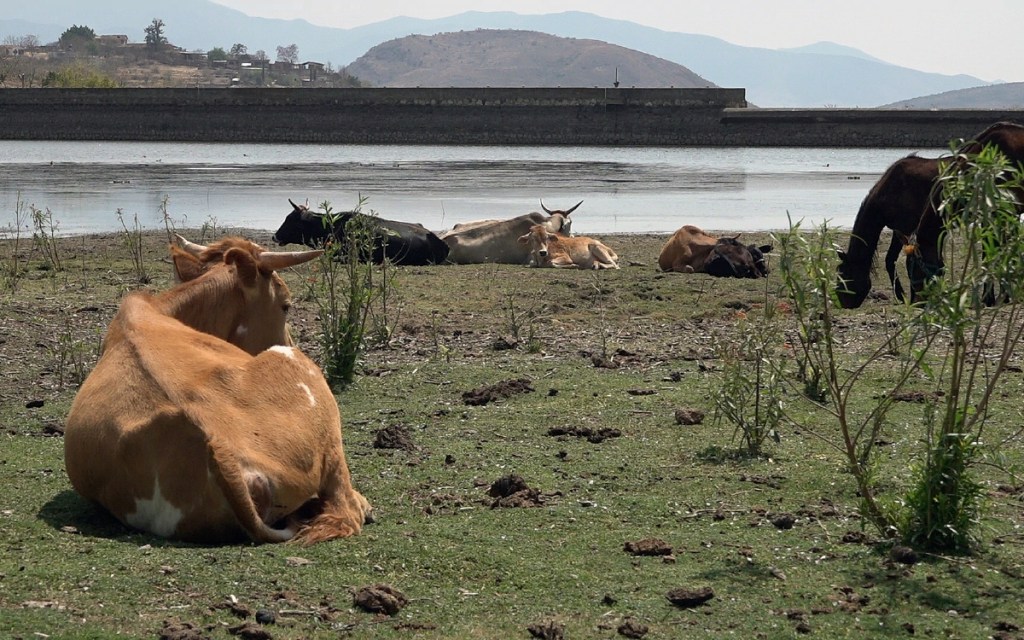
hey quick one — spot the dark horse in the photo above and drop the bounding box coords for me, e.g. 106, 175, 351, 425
836, 155, 940, 308
837, 121, 1024, 309
907, 121, 1024, 301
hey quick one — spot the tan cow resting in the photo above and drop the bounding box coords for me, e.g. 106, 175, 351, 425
439, 201, 579, 264
518, 224, 620, 269
64, 236, 371, 544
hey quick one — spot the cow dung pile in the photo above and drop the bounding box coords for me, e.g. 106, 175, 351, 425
487, 473, 545, 508
461, 378, 534, 406
372, 424, 416, 451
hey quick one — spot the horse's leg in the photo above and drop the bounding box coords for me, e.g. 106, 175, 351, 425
884, 235, 905, 303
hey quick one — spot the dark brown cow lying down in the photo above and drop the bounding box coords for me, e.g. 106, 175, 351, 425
658, 225, 771, 278
64, 236, 371, 544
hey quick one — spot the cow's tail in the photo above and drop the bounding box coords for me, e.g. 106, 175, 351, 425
291, 461, 371, 545
206, 432, 297, 543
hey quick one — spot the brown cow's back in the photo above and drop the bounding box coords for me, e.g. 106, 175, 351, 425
658, 225, 718, 272
64, 238, 370, 544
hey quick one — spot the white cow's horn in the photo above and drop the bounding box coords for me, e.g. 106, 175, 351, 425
175, 234, 208, 257
260, 249, 323, 271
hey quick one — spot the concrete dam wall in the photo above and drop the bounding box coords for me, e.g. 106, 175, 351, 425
2, 87, 1022, 147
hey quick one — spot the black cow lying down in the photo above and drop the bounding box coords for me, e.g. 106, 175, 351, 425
273, 200, 450, 266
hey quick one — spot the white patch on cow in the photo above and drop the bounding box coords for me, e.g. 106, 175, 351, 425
298, 382, 316, 407
269, 345, 296, 359
125, 477, 183, 538
234, 324, 248, 339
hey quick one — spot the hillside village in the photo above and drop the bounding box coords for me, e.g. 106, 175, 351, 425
2, 14, 1022, 108
0, 22, 362, 88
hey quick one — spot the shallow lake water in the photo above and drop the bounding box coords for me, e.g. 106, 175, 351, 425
0, 141, 944, 236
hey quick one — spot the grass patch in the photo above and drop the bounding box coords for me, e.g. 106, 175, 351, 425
1, 229, 1023, 638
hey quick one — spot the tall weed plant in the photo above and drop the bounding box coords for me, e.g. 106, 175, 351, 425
712, 308, 784, 458
773, 218, 930, 537
116, 209, 150, 284
304, 199, 398, 390
2, 193, 30, 293
899, 145, 1024, 551
31, 205, 63, 275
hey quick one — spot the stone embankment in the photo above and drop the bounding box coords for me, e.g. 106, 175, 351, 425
2, 87, 1022, 146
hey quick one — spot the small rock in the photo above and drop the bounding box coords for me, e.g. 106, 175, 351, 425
674, 408, 704, 425
25, 399, 44, 409
491, 336, 517, 351
488, 474, 530, 498
623, 538, 673, 556
771, 513, 796, 530
254, 609, 276, 625
666, 586, 715, 608
889, 545, 919, 565
353, 583, 408, 616
527, 620, 564, 640
618, 618, 649, 638
159, 620, 209, 640
227, 621, 271, 640
372, 424, 416, 451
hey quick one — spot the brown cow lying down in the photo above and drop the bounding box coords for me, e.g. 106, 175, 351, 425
518, 224, 620, 269
64, 236, 371, 544
658, 225, 772, 278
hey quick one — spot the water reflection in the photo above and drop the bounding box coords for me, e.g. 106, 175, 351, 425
0, 142, 939, 236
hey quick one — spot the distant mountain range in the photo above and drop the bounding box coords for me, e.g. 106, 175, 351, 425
881, 82, 1024, 109
0, 0, 1010, 108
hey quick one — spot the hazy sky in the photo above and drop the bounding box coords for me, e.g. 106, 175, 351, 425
209, 0, 1023, 83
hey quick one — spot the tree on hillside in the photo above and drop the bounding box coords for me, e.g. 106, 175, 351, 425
254, 50, 268, 62
42, 62, 118, 88
144, 18, 168, 49
276, 44, 298, 64
58, 25, 96, 51
208, 47, 227, 61
3, 34, 40, 48
230, 43, 247, 57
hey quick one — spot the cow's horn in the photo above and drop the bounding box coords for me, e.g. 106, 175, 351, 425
540, 200, 552, 214
175, 234, 208, 257
565, 200, 583, 215
259, 248, 323, 271
288, 198, 302, 210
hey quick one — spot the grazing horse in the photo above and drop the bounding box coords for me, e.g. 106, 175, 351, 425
835, 155, 940, 308
906, 121, 1024, 301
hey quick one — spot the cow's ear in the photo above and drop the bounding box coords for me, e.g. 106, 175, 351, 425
759, 244, 773, 253
171, 247, 205, 283
225, 247, 260, 288
517, 233, 530, 245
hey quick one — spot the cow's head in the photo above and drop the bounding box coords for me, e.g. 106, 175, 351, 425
703, 237, 763, 279
540, 200, 581, 236
172, 235, 321, 353
272, 199, 335, 248
517, 224, 554, 264
748, 243, 774, 277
